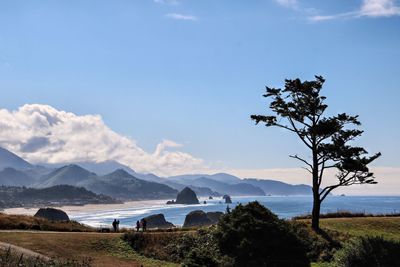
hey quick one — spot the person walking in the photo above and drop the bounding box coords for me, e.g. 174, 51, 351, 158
136, 220, 140, 232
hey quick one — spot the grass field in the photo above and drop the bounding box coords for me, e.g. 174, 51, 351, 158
318, 216, 400, 241
0, 216, 398, 266
0, 231, 178, 267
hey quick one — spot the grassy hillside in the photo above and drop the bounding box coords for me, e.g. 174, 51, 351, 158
0, 216, 398, 266
0, 213, 93, 232
0, 232, 177, 267
318, 217, 400, 241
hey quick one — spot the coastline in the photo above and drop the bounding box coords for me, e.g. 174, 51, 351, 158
3, 199, 171, 217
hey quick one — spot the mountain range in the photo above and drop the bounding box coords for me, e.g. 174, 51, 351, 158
0, 147, 312, 201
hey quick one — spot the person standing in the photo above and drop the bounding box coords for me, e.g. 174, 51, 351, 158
142, 218, 147, 232
136, 220, 140, 232
112, 219, 117, 232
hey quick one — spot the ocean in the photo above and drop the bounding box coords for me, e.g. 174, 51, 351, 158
69, 195, 400, 228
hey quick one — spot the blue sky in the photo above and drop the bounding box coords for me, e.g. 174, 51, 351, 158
0, 0, 399, 193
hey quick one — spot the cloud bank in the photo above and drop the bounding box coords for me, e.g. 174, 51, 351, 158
309, 0, 400, 21
0, 104, 204, 176
228, 167, 400, 196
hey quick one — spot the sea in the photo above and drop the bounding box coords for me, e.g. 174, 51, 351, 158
69, 195, 400, 228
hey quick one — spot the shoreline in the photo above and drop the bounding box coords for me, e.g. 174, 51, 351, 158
3, 199, 171, 217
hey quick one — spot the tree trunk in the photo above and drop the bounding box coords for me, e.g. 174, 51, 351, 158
311, 190, 321, 230
311, 147, 320, 231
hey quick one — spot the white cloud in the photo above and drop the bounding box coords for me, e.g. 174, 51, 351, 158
154, 0, 179, 4
0, 104, 205, 176
275, 0, 298, 9
309, 0, 400, 21
360, 0, 400, 16
165, 13, 198, 21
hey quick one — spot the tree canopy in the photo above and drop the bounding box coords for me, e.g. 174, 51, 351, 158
251, 76, 381, 229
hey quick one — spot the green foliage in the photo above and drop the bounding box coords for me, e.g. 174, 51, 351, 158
334, 236, 400, 267
290, 221, 341, 262
251, 76, 381, 230
215, 201, 310, 267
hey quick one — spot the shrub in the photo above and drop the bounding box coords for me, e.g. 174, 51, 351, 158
334, 236, 400, 267
215, 201, 310, 267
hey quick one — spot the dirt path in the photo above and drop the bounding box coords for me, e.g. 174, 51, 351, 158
0, 241, 50, 260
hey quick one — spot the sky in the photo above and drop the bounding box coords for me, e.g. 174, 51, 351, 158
0, 0, 399, 194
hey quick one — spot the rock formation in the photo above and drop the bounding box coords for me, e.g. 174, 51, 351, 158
143, 214, 174, 229
183, 210, 224, 227
223, 194, 232, 204
167, 187, 199, 205
34, 208, 70, 221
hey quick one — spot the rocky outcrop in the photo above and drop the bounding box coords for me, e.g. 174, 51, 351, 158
143, 214, 174, 229
183, 210, 224, 228
167, 187, 199, 205
206, 211, 224, 224
223, 195, 232, 204
34, 208, 69, 221
183, 210, 211, 228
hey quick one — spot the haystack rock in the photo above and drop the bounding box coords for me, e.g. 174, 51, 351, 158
143, 214, 175, 229
173, 187, 199, 205
34, 208, 70, 221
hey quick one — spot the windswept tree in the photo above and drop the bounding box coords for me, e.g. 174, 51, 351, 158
251, 76, 381, 230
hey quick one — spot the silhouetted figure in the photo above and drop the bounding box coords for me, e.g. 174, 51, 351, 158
112, 219, 117, 232
141, 218, 147, 232
226, 205, 231, 214
136, 220, 140, 232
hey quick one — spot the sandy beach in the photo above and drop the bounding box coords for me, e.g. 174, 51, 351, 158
3, 199, 169, 217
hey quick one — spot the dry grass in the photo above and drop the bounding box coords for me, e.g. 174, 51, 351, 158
0, 213, 93, 232
0, 231, 178, 267
318, 216, 400, 241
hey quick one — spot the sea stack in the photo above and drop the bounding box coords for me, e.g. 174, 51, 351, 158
167, 187, 199, 205
223, 195, 232, 204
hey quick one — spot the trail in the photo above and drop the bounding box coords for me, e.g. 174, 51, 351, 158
0, 241, 50, 260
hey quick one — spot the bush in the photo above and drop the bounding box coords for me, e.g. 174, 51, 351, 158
334, 236, 400, 267
215, 201, 310, 267
290, 221, 341, 262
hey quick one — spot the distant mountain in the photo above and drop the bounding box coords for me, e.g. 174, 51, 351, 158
81, 169, 178, 200
0, 147, 33, 170
37, 164, 97, 188
169, 173, 242, 185
243, 178, 312, 195
163, 180, 220, 197
0, 167, 34, 186
189, 177, 265, 196
64, 160, 136, 176
0, 185, 119, 209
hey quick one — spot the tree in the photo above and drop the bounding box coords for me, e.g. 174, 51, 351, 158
251, 76, 381, 230
215, 201, 310, 267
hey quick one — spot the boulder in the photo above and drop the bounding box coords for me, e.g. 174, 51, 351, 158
183, 210, 211, 228
34, 208, 69, 221
206, 211, 224, 224
175, 187, 199, 205
143, 214, 174, 229
223, 195, 232, 204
